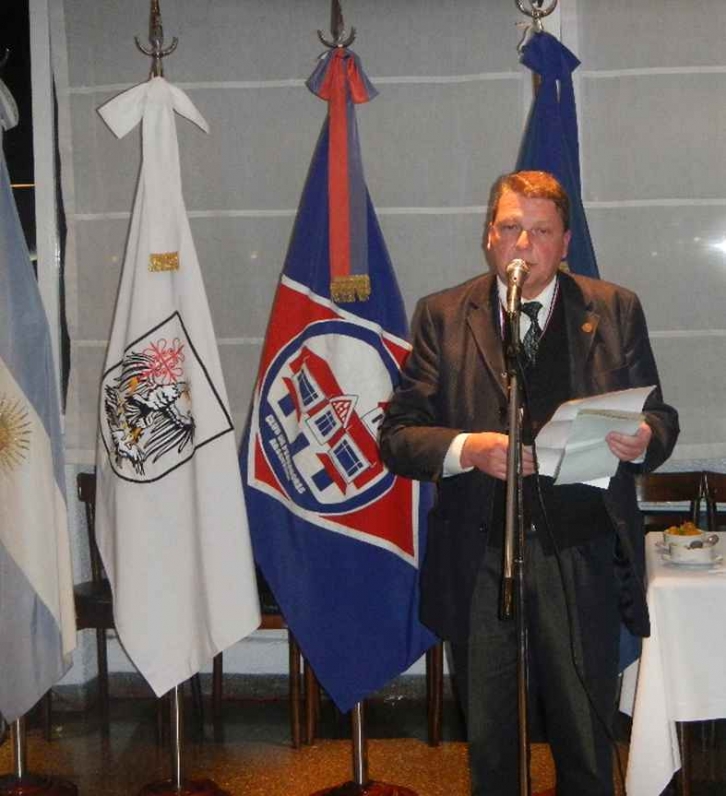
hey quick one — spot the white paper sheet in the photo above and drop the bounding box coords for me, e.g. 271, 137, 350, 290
536, 386, 655, 487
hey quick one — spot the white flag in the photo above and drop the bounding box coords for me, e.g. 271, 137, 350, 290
0, 80, 76, 722
95, 77, 260, 696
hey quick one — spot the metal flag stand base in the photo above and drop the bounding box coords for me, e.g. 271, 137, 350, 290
137, 686, 230, 796
138, 781, 228, 796
311, 784, 418, 796
0, 718, 78, 796
310, 702, 418, 796
0, 777, 78, 796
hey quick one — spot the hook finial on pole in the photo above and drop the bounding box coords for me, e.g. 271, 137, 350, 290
515, 0, 558, 33
317, 0, 356, 49
135, 0, 178, 78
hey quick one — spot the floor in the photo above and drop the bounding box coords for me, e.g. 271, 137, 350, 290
0, 693, 725, 796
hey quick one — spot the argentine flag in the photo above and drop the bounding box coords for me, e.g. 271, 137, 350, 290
0, 83, 76, 723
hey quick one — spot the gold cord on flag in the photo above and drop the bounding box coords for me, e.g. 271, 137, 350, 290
331, 274, 371, 303
149, 251, 179, 272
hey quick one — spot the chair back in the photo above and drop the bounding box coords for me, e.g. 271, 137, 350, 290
704, 471, 726, 533
635, 471, 706, 533
76, 471, 105, 584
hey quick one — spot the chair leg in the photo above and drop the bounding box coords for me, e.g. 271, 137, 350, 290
426, 642, 444, 747
190, 674, 204, 736
95, 627, 110, 736
676, 722, 692, 796
212, 652, 223, 729
41, 690, 52, 742
304, 659, 320, 745
288, 633, 302, 749
156, 695, 166, 746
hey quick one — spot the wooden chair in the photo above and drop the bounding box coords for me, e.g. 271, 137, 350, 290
74, 473, 307, 747
73, 471, 114, 732
635, 471, 706, 533
212, 568, 304, 748
302, 643, 444, 747
70, 472, 211, 737
704, 471, 726, 534
426, 641, 444, 746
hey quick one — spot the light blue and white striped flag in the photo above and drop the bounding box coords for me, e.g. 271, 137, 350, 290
0, 86, 76, 723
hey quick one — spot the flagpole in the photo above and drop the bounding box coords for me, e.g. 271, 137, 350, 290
138, 683, 230, 796
171, 686, 184, 789
310, 700, 419, 796
351, 702, 367, 786
127, 5, 248, 791
0, 716, 78, 795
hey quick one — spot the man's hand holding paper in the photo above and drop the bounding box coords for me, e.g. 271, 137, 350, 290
606, 421, 652, 462
536, 386, 656, 487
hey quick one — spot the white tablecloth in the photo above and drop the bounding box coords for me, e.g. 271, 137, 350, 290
620, 533, 726, 795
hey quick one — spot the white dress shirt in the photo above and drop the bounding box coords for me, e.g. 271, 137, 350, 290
442, 275, 558, 476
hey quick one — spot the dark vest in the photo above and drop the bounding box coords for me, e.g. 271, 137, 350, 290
489, 284, 613, 552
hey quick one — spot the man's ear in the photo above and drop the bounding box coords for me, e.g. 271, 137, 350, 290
485, 224, 493, 252
561, 229, 572, 260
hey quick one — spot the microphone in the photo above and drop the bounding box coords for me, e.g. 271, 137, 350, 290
505, 259, 530, 315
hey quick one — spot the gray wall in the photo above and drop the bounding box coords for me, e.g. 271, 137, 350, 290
53, 0, 726, 682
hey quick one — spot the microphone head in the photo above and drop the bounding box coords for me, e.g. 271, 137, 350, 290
506, 259, 530, 282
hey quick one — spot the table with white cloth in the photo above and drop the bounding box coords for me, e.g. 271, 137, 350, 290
620, 532, 726, 795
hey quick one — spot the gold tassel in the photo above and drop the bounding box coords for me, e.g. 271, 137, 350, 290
558, 260, 571, 274
149, 251, 180, 272
330, 274, 371, 303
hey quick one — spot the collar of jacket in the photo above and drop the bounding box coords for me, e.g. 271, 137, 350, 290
465, 271, 601, 400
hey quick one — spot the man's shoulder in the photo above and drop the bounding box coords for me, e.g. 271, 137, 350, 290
417, 273, 494, 314
564, 271, 639, 305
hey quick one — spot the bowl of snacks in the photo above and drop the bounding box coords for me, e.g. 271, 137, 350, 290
662, 521, 708, 548
667, 540, 721, 565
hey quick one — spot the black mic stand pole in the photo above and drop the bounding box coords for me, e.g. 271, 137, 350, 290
500, 302, 531, 796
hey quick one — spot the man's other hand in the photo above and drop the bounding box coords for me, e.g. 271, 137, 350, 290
606, 422, 652, 462
460, 431, 535, 480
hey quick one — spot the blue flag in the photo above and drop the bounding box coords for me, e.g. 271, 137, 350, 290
0, 109, 76, 722
517, 32, 599, 278
240, 50, 436, 712
519, 35, 642, 668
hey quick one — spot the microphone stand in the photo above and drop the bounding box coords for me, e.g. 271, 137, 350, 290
500, 290, 531, 796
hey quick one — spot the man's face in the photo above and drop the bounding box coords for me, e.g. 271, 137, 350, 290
486, 189, 571, 299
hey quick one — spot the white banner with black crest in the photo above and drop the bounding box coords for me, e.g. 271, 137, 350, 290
95, 77, 260, 696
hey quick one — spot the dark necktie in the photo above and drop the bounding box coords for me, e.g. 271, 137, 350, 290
520, 301, 543, 363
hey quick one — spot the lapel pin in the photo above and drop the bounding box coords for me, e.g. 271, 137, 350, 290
581, 322, 594, 333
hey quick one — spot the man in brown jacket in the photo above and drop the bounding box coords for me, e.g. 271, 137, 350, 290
380, 171, 679, 795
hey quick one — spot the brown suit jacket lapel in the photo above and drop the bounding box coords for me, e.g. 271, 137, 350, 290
465, 274, 507, 401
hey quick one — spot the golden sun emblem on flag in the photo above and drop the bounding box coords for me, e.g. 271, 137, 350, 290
0, 394, 31, 474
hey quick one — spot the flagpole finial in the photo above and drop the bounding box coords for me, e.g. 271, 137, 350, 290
317, 0, 356, 49
515, 0, 558, 33
135, 0, 179, 78
515, 0, 557, 53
